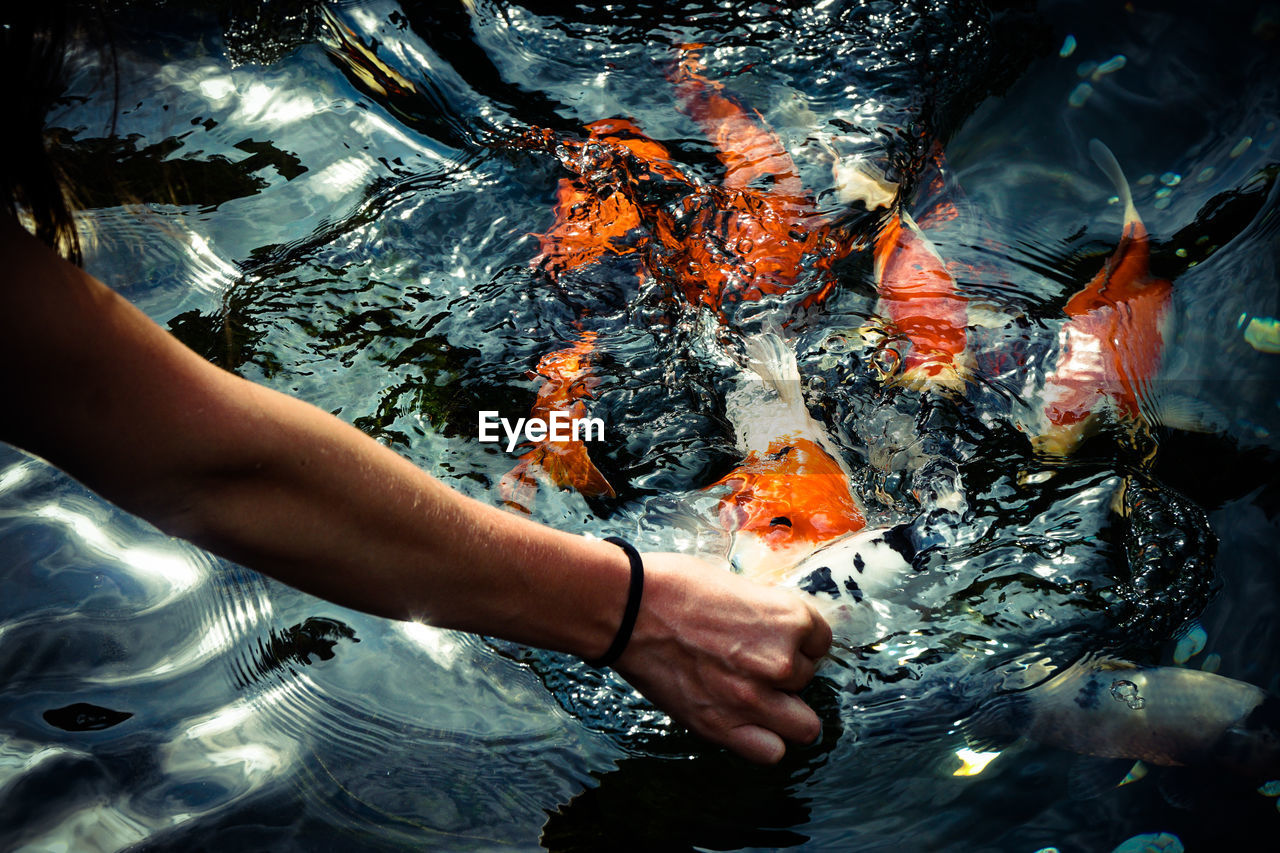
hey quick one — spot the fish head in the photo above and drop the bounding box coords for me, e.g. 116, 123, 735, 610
1213, 693, 1280, 779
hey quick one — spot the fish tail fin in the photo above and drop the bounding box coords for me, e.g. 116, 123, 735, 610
1089, 138, 1141, 231
743, 329, 804, 410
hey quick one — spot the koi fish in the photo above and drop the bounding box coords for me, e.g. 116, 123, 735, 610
504, 52, 860, 506
660, 47, 854, 314
532, 117, 686, 279
777, 520, 1273, 782
715, 334, 866, 579
872, 144, 972, 392
499, 331, 615, 509
964, 657, 1280, 779
1034, 140, 1173, 456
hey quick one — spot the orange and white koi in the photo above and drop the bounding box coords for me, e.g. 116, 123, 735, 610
873, 145, 972, 391
1034, 140, 1173, 456
714, 334, 866, 579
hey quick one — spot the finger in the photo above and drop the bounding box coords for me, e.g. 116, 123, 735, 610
748, 689, 823, 746
799, 604, 833, 660
778, 651, 817, 693
721, 724, 786, 765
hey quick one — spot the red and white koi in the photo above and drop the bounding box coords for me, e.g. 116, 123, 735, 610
1034, 140, 1173, 456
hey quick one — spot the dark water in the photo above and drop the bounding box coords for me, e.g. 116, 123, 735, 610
2, 0, 1279, 850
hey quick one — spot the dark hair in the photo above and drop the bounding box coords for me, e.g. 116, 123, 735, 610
1, 4, 104, 265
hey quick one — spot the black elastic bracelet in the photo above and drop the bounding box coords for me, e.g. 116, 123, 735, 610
586, 537, 645, 669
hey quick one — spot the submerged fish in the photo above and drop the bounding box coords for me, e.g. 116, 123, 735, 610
498, 117, 682, 507
715, 333, 866, 579
965, 657, 1280, 778
775, 528, 1271, 781
499, 330, 616, 508
1034, 140, 1174, 456
872, 145, 973, 392
501, 48, 861, 507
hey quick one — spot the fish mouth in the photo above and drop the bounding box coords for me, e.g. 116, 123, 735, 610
1213, 694, 1280, 777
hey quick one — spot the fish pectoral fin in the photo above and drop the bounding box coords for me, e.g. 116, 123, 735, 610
958, 694, 1026, 753
895, 353, 972, 395
1150, 393, 1228, 434
832, 157, 899, 210
1068, 756, 1138, 800
1030, 418, 1097, 458
1156, 767, 1218, 811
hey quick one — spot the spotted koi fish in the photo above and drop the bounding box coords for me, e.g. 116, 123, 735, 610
717, 334, 866, 578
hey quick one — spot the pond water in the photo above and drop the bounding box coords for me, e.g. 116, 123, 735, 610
2, 0, 1279, 850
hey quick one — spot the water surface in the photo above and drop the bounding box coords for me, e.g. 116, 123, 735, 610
2, 1, 1279, 850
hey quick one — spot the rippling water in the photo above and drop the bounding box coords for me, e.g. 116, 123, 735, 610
3, 1, 1279, 850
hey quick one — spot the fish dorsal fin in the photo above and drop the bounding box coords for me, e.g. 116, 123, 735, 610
1089, 138, 1140, 232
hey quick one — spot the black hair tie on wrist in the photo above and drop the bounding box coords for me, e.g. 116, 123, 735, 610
587, 537, 645, 669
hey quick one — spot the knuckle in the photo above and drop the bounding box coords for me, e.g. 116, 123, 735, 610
765, 654, 795, 683
728, 679, 759, 708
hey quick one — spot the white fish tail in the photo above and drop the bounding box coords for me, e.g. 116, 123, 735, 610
743, 330, 803, 409
727, 330, 824, 453
1089, 138, 1140, 228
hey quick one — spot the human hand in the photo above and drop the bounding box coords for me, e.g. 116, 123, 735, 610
612, 552, 833, 764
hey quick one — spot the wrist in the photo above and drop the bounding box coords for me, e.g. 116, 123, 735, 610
568, 534, 638, 661
490, 526, 636, 661
583, 537, 645, 668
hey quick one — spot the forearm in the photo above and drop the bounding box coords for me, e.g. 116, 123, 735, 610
0, 218, 630, 657
152, 381, 634, 656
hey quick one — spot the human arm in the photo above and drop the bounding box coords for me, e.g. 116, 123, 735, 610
0, 216, 831, 762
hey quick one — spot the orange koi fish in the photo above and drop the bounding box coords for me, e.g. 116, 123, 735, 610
660, 47, 853, 314
873, 145, 971, 391
532, 118, 685, 278
501, 120, 687, 509
500, 331, 615, 509
713, 335, 866, 579
1034, 140, 1173, 456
